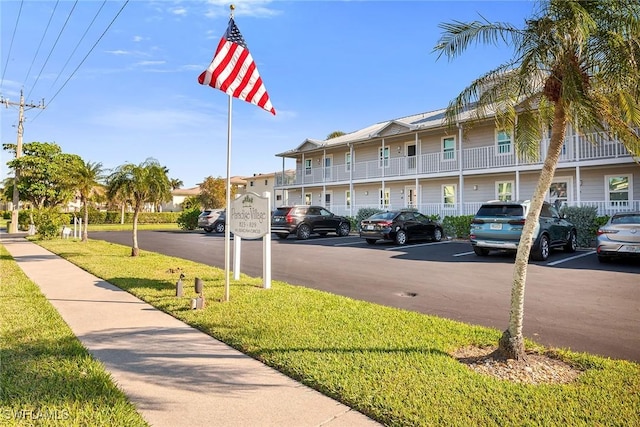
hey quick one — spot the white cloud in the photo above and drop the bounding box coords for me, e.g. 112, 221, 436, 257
135, 60, 167, 67
171, 7, 187, 16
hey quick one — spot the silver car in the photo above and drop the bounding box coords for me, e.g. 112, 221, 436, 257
596, 211, 640, 263
197, 209, 225, 233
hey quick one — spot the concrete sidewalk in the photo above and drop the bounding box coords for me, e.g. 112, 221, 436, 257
1, 234, 380, 427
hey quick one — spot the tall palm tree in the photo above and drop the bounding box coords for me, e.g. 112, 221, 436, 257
106, 158, 172, 256
74, 161, 104, 242
434, 0, 640, 360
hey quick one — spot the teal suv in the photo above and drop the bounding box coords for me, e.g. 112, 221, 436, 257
470, 200, 577, 261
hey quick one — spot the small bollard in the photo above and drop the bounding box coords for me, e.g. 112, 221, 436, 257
175, 274, 184, 297
194, 277, 203, 294
190, 297, 205, 310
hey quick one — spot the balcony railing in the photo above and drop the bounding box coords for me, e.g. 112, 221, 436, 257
276, 131, 634, 188
325, 200, 639, 219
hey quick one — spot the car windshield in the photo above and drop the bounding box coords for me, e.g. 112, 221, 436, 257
368, 212, 398, 221
476, 205, 524, 217
273, 208, 292, 216
611, 214, 640, 224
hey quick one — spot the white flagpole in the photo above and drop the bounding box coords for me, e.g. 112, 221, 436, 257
224, 94, 232, 302
222, 5, 236, 303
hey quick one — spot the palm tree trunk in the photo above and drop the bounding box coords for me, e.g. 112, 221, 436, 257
120, 203, 125, 224
131, 208, 140, 257
82, 198, 89, 243
498, 102, 568, 360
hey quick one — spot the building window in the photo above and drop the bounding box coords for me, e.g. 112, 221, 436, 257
549, 181, 568, 206
379, 146, 389, 168
442, 137, 455, 161
264, 179, 268, 185
379, 188, 390, 208
606, 175, 631, 208
497, 130, 512, 154
346, 190, 351, 208
250, 181, 254, 187
304, 193, 312, 205
345, 152, 351, 172
496, 181, 513, 201
305, 159, 312, 176
443, 184, 456, 206
276, 195, 282, 201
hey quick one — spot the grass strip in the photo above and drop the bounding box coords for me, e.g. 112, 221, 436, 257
85, 223, 180, 232
0, 244, 148, 426
29, 239, 640, 426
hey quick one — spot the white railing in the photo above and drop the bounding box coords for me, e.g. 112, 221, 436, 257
326, 200, 638, 220
276, 131, 634, 188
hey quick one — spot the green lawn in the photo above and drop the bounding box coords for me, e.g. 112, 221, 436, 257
7, 238, 640, 426
0, 245, 148, 427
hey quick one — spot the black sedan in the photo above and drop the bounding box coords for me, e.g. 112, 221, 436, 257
359, 210, 444, 245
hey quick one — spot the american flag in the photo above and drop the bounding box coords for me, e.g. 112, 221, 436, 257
198, 18, 275, 115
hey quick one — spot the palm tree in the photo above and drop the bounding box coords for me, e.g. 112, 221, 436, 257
74, 161, 104, 242
106, 158, 172, 256
434, 0, 640, 360
326, 130, 346, 140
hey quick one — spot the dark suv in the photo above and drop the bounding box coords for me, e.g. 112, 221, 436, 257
469, 200, 577, 261
271, 205, 351, 240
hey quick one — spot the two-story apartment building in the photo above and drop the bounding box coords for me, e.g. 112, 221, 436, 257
273, 108, 638, 218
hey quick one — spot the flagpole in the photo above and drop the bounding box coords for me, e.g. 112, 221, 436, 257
223, 5, 235, 303
223, 93, 231, 302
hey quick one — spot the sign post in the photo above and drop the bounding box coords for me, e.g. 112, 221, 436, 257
228, 192, 272, 289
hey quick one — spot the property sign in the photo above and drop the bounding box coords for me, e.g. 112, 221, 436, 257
229, 192, 270, 239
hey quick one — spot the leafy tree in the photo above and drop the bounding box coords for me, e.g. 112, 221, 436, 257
72, 160, 104, 242
106, 158, 172, 256
434, 0, 640, 360
3, 141, 82, 209
181, 196, 201, 210
326, 130, 346, 140
198, 176, 236, 209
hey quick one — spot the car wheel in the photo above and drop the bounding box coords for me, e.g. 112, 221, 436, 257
337, 222, 351, 237
564, 230, 577, 253
395, 230, 407, 245
276, 233, 289, 240
366, 239, 377, 245
203, 227, 213, 233
432, 227, 443, 242
214, 222, 225, 233
532, 234, 550, 261
473, 246, 489, 256
296, 224, 311, 240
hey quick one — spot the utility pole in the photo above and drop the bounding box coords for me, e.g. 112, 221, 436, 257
1, 90, 45, 233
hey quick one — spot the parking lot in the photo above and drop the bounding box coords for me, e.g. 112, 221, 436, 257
92, 230, 639, 362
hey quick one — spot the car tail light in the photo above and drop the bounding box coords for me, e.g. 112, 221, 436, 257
508, 219, 526, 225
379, 221, 393, 227
285, 214, 295, 224
597, 228, 618, 235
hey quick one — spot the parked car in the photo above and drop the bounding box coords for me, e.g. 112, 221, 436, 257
197, 209, 225, 233
271, 205, 351, 240
359, 209, 444, 245
469, 200, 577, 261
596, 211, 640, 263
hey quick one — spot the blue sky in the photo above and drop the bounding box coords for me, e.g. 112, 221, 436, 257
1, 0, 536, 189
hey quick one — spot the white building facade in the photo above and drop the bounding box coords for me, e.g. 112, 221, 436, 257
274, 109, 638, 219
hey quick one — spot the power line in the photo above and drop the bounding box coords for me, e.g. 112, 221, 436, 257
49, 0, 107, 90
23, 0, 60, 88
31, 0, 130, 120
1, 0, 23, 90
27, 1, 78, 101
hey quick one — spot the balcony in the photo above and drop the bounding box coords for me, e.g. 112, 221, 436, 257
275, 131, 634, 188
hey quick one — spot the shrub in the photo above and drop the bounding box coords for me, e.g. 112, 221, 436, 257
33, 207, 69, 239
177, 208, 201, 230
562, 206, 599, 247
354, 208, 383, 231
443, 215, 474, 239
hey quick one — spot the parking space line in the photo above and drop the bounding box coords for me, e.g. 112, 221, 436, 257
334, 239, 369, 247
453, 251, 475, 257
546, 250, 596, 266
384, 240, 451, 251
